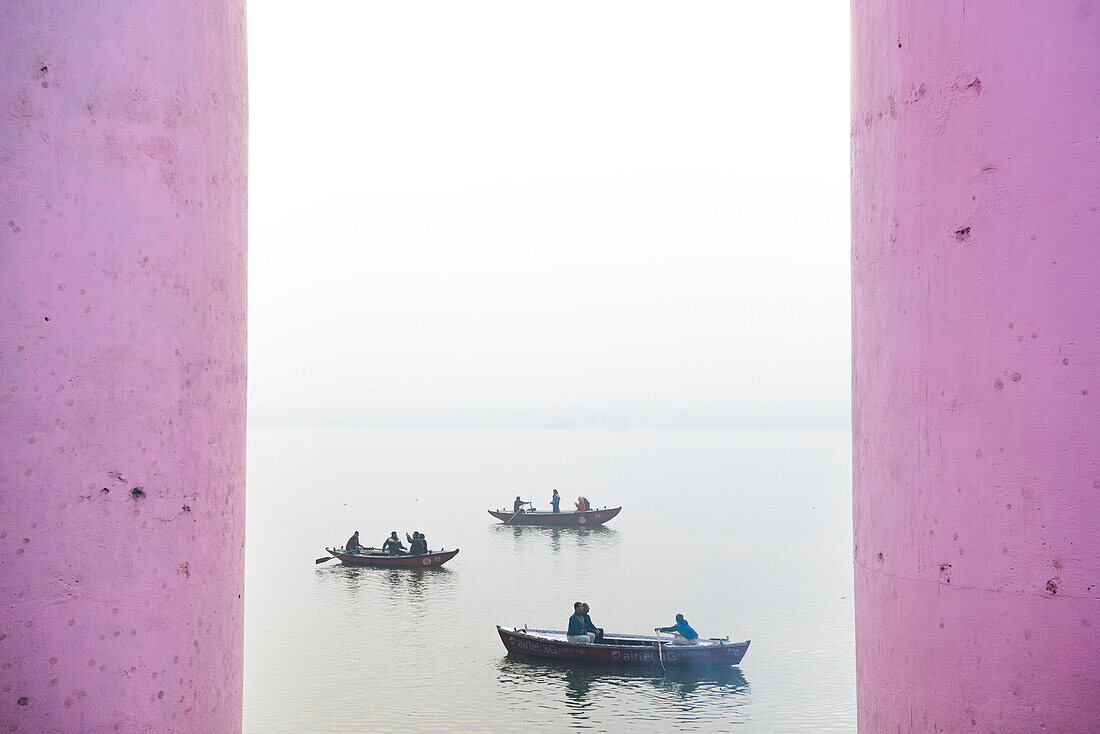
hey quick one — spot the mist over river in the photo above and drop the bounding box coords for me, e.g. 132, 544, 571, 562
244, 425, 854, 733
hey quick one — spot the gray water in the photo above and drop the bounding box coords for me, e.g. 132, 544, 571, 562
244, 426, 854, 733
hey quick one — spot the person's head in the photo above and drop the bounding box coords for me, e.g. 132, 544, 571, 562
574, 601, 583, 612
516, 495, 521, 500
390, 531, 398, 538
352, 531, 358, 536
675, 613, 684, 622
582, 602, 590, 613
413, 531, 420, 539
553, 489, 559, 495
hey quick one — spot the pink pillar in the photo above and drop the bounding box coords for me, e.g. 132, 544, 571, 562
852, 2, 1099, 732
1, 2, 246, 732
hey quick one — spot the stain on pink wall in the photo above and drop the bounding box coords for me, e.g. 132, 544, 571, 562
852, 2, 1099, 731
1, 2, 246, 731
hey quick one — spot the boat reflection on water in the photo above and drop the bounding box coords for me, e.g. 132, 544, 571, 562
496, 657, 750, 728
313, 563, 457, 614
498, 524, 620, 556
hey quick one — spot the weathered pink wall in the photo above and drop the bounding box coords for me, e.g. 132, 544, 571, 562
1, 2, 246, 731
852, 2, 1099, 731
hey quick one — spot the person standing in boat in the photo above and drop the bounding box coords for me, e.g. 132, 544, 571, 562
657, 614, 700, 645
567, 602, 595, 644
581, 602, 603, 641
382, 531, 407, 555
551, 489, 561, 513
346, 531, 362, 552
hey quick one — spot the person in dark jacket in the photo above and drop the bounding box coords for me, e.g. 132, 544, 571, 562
567, 602, 595, 644
346, 531, 362, 552
382, 531, 407, 555
657, 614, 699, 644
514, 496, 530, 514
581, 602, 603, 641
406, 531, 428, 555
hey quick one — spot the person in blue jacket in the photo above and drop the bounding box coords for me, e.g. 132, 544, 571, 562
567, 602, 595, 644
657, 614, 700, 645
551, 489, 561, 513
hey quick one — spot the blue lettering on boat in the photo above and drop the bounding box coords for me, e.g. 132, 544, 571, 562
508, 636, 559, 655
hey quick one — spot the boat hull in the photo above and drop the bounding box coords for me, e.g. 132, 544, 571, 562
487, 507, 621, 526
496, 626, 749, 667
326, 548, 459, 568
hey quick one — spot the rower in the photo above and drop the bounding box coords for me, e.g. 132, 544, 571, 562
567, 602, 595, 644
513, 496, 531, 514
381, 531, 407, 555
657, 613, 700, 645
346, 531, 362, 552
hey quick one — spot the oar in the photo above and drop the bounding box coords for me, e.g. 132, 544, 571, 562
503, 502, 531, 524
315, 548, 337, 564
654, 628, 667, 674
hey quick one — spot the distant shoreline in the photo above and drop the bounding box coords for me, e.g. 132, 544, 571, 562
247, 406, 851, 430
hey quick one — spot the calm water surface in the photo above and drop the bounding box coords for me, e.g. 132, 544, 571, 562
244, 426, 854, 732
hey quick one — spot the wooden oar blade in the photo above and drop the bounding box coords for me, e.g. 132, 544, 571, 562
315, 555, 335, 564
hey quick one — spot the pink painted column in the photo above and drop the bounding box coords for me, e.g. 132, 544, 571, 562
853, 2, 1099, 732
0, 2, 246, 732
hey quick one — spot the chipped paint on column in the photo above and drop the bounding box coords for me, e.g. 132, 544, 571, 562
0, 1, 246, 731
852, 2, 1099, 732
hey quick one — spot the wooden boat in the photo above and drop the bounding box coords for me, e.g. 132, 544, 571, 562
497, 626, 749, 667
487, 506, 621, 526
323, 546, 459, 568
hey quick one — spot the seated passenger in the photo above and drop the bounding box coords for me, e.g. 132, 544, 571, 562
657, 613, 700, 645
381, 531, 407, 555
575, 496, 590, 512
581, 602, 603, 642
406, 531, 428, 555
345, 531, 362, 552
567, 602, 596, 644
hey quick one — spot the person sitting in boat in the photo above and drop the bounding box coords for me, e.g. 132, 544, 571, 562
567, 602, 596, 644
346, 531, 362, 552
514, 496, 530, 514
581, 602, 603, 642
405, 531, 428, 555
657, 614, 700, 645
551, 489, 561, 513
575, 496, 590, 512
382, 531, 407, 556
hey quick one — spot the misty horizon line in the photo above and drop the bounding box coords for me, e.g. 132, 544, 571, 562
248, 405, 852, 430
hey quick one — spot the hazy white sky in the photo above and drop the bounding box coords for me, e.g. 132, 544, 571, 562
247, 1, 850, 425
